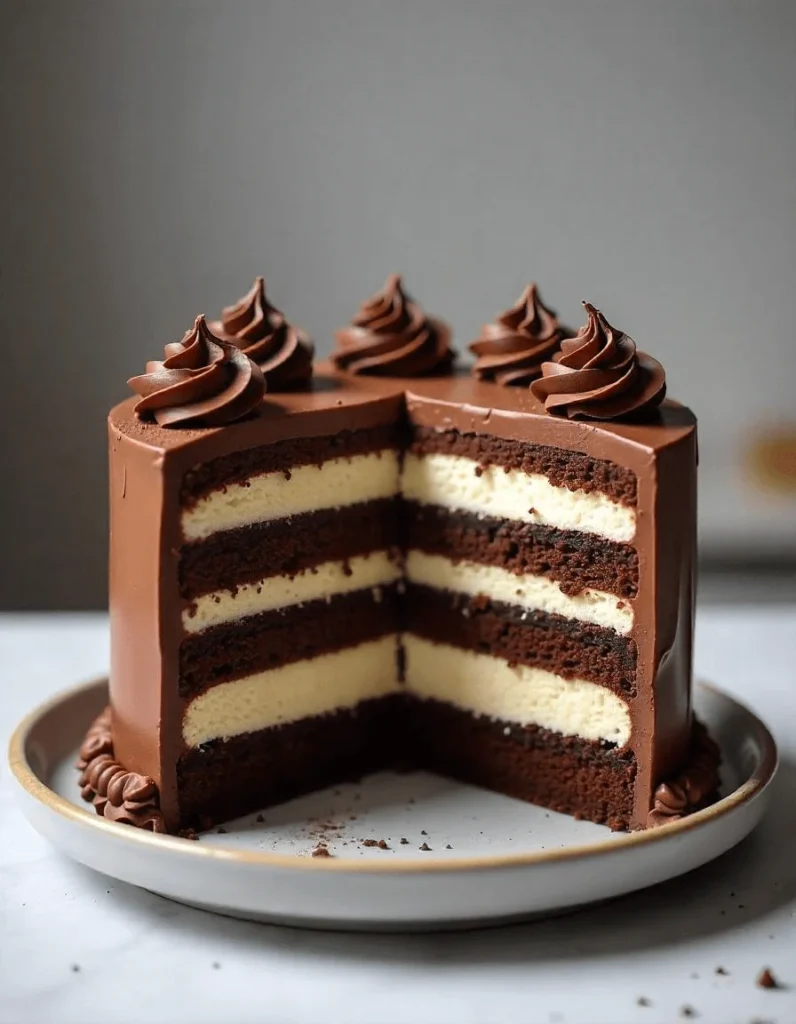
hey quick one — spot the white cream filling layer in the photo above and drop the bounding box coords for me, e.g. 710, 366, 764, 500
401, 452, 635, 543
406, 551, 633, 635
182, 637, 400, 747
182, 450, 401, 541
403, 635, 631, 746
183, 551, 401, 633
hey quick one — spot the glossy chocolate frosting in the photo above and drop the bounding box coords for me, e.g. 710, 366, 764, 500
531, 303, 666, 421
332, 274, 455, 377
128, 315, 265, 428
470, 283, 569, 385
210, 277, 314, 390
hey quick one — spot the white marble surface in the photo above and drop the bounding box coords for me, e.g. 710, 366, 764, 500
1, 609, 795, 1024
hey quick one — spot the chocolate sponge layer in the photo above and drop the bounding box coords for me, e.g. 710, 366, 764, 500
176, 695, 636, 832
404, 584, 637, 697
403, 501, 638, 598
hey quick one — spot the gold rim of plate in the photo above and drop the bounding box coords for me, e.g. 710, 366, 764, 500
8, 676, 778, 875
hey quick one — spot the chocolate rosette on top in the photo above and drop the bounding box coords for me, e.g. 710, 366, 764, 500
470, 283, 569, 385
530, 302, 666, 421
211, 276, 314, 390
332, 274, 455, 377
128, 315, 265, 428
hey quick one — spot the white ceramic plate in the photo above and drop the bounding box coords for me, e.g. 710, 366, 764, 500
9, 678, 777, 932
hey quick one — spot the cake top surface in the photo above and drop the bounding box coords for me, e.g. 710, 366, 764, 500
111, 362, 694, 461
115, 280, 692, 463
111, 366, 407, 454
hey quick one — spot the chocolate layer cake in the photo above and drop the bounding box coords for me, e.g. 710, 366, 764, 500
79, 277, 719, 834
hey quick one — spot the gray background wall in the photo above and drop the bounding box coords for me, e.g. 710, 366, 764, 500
1, 0, 795, 610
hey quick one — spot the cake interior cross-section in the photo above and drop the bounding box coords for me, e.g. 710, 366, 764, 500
178, 417, 642, 824
81, 278, 720, 836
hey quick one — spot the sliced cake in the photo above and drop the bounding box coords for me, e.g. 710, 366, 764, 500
78, 277, 719, 834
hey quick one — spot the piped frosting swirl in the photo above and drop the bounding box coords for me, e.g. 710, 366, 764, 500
211, 277, 314, 390
333, 274, 455, 377
530, 302, 666, 421
470, 283, 569, 385
128, 315, 265, 428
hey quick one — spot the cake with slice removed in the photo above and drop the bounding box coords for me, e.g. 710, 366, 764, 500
78, 276, 719, 834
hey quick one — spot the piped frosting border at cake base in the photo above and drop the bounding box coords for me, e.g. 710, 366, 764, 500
77, 709, 166, 833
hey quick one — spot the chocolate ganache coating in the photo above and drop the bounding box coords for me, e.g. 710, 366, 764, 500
332, 274, 455, 377
210, 276, 314, 390
469, 283, 569, 385
530, 302, 666, 421
128, 315, 265, 428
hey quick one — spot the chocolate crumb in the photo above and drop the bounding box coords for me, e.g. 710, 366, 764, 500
71, 964, 80, 973
377, 839, 389, 850
400, 837, 409, 844
419, 842, 431, 851
756, 968, 780, 989
636, 997, 650, 1007
679, 1006, 697, 1018
445, 844, 453, 850
715, 966, 729, 976
312, 846, 332, 858
420, 830, 428, 835
216, 826, 227, 834
255, 814, 265, 823
362, 839, 379, 847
